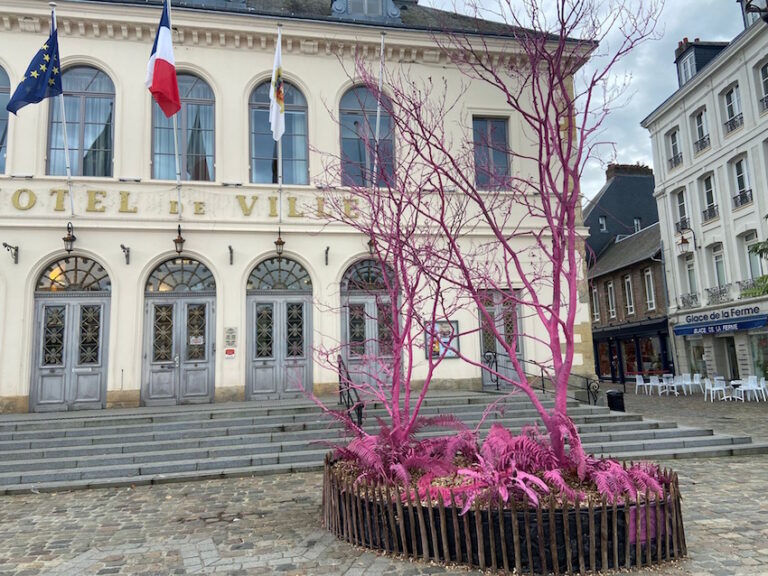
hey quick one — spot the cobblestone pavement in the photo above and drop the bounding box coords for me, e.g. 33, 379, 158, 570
1, 455, 768, 576
622, 387, 768, 442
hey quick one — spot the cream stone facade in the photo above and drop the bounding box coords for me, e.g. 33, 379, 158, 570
0, 0, 592, 412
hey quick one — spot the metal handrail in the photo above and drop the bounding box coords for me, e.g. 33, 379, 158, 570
337, 355, 363, 427
482, 351, 600, 405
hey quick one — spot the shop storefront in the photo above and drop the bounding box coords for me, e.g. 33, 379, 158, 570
593, 318, 672, 383
672, 305, 768, 380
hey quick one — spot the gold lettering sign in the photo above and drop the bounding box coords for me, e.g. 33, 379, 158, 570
288, 197, 304, 218
11, 189, 37, 210
343, 198, 359, 219
236, 194, 258, 216
169, 200, 180, 215
50, 189, 68, 212
86, 190, 107, 213
119, 191, 138, 213
316, 197, 326, 217
268, 196, 278, 218
194, 201, 205, 215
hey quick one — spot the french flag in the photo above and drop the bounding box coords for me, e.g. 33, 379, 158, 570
145, 0, 180, 117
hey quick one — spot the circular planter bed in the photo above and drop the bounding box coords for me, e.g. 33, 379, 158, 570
322, 456, 686, 574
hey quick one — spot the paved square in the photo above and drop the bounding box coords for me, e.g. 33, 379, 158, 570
1, 452, 768, 575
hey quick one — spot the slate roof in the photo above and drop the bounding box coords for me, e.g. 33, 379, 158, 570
70, 0, 542, 37
583, 171, 655, 221
588, 222, 661, 279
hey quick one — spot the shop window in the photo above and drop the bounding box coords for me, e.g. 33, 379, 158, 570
340, 85, 394, 187
250, 80, 308, 185
597, 341, 612, 378
751, 333, 768, 378
621, 339, 638, 376
152, 73, 215, 181
687, 339, 707, 377
638, 336, 663, 375
472, 117, 510, 189
48, 66, 115, 177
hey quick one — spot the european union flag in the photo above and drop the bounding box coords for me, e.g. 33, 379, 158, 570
6, 16, 62, 115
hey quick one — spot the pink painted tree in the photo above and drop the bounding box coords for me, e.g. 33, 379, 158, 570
329, 0, 664, 468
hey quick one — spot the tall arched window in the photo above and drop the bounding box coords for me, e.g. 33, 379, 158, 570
152, 74, 214, 181
340, 86, 394, 187
250, 81, 308, 185
48, 66, 114, 177
0, 66, 9, 174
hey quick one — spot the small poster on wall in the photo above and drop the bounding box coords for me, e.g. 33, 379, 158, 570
425, 320, 459, 359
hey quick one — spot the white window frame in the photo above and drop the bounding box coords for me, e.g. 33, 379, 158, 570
644, 268, 656, 310
702, 175, 715, 208
676, 190, 687, 219
679, 52, 695, 85
633, 217, 641, 233
624, 275, 635, 315
670, 130, 680, 157
598, 215, 607, 232
745, 232, 763, 280
725, 84, 742, 120
761, 62, 768, 98
686, 255, 698, 294
713, 244, 727, 287
734, 157, 750, 193
591, 285, 600, 322
695, 109, 707, 140
607, 281, 616, 319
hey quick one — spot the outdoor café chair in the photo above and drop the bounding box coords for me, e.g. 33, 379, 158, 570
649, 375, 663, 395
635, 374, 649, 395
737, 376, 761, 402
758, 377, 768, 402
681, 373, 692, 395
692, 373, 704, 393
712, 376, 730, 401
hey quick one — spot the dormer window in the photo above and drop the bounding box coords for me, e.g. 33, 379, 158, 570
679, 52, 695, 86
332, 0, 402, 23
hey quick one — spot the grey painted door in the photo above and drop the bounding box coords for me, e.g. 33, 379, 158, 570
31, 298, 110, 412
143, 297, 215, 405
246, 296, 312, 398
343, 296, 394, 388
479, 293, 523, 389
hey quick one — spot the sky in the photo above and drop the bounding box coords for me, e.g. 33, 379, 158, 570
422, 0, 745, 199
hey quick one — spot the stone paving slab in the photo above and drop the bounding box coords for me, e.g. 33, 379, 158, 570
1, 455, 768, 575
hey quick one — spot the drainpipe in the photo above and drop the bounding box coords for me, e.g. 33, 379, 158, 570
653, 240, 677, 375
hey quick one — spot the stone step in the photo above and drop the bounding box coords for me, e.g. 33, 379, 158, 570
0, 424, 715, 471
4, 438, 768, 496
0, 394, 568, 432
0, 409, 634, 451
0, 404, 607, 442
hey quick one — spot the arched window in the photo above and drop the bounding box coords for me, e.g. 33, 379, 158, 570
248, 257, 312, 291
341, 258, 393, 292
152, 74, 214, 181
145, 258, 216, 292
48, 66, 114, 177
339, 86, 394, 187
0, 66, 9, 174
249, 81, 308, 185
36, 256, 111, 292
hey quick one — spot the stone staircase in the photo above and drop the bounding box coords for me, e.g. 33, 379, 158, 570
1, 391, 766, 494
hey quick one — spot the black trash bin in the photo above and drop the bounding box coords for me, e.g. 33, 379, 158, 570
606, 389, 625, 412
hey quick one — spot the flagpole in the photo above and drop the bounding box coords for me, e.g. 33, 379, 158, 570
50, 2, 75, 216
167, 0, 182, 221
372, 32, 385, 189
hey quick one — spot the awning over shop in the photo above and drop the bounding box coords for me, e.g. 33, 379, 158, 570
673, 314, 768, 336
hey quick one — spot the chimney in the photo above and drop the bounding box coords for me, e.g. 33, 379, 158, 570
605, 163, 653, 180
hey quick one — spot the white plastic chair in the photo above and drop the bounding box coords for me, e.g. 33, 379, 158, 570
648, 375, 662, 396
703, 377, 714, 402
666, 376, 682, 396
661, 374, 674, 395
681, 373, 692, 395
758, 377, 768, 402
692, 373, 704, 394
737, 376, 761, 402
634, 374, 649, 395
712, 377, 730, 401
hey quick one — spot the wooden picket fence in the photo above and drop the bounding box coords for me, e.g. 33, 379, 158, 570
322, 455, 686, 574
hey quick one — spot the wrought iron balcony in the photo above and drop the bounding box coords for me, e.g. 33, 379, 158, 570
761, 95, 768, 112
680, 292, 699, 309
738, 278, 759, 298
693, 135, 710, 153
724, 113, 744, 133
733, 189, 753, 208
701, 205, 719, 222
675, 217, 691, 233
668, 153, 683, 169
706, 284, 732, 306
